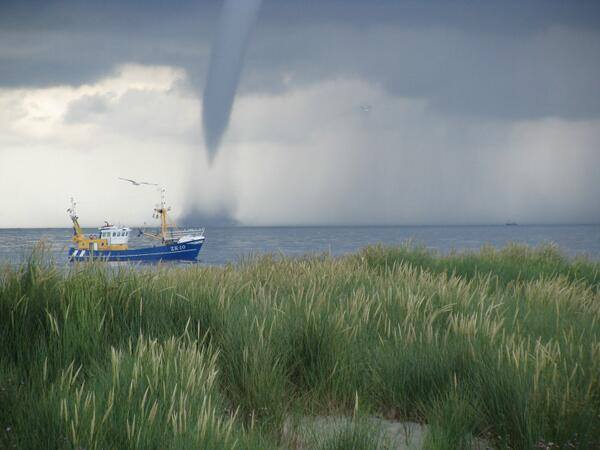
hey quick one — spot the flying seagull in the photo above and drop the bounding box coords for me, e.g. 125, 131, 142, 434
118, 177, 158, 186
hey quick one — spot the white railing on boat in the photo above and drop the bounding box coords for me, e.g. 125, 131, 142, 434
167, 228, 205, 239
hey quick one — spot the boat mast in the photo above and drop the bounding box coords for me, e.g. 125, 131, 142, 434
68, 197, 84, 238
154, 188, 171, 242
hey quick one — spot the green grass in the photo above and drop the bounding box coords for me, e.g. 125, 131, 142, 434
1, 243, 599, 449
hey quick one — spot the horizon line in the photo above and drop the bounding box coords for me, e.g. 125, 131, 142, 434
1, 223, 599, 230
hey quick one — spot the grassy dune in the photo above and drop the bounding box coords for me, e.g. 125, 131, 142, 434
1, 244, 599, 449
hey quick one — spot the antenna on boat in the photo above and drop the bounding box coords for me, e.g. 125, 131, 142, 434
160, 187, 166, 210
152, 186, 172, 242
67, 197, 78, 220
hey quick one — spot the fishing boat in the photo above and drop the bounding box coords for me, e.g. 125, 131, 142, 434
68, 189, 205, 262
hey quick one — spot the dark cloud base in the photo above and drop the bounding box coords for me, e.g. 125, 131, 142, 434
2, 0, 600, 120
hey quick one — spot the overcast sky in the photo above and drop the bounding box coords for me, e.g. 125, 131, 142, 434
1, 0, 599, 227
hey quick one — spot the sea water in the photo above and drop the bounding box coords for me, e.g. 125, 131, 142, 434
0, 225, 599, 267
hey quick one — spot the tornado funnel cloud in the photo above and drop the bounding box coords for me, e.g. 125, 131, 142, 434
203, 0, 262, 161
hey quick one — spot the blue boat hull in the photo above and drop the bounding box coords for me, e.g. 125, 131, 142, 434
69, 241, 203, 262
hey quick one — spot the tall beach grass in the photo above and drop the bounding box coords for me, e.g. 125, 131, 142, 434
1, 243, 599, 449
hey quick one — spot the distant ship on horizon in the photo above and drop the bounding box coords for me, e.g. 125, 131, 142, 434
505, 222, 518, 226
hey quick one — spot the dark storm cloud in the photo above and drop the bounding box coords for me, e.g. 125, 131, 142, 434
1, 0, 600, 226
0, 0, 218, 87
242, 24, 600, 119
1, 0, 600, 120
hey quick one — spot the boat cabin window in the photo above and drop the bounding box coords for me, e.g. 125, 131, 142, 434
98, 229, 129, 240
